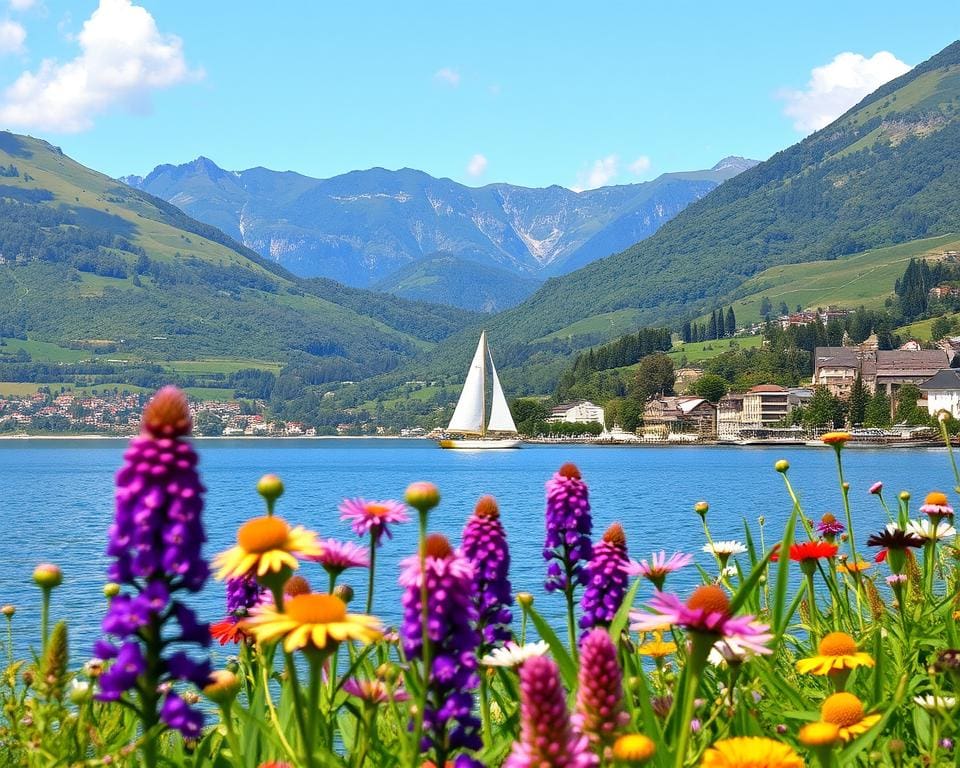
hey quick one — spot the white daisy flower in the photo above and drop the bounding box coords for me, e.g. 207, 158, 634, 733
906, 519, 956, 542
702, 540, 747, 557
480, 640, 550, 668
913, 694, 957, 712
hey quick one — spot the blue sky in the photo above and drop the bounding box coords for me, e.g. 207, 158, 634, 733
0, 0, 955, 189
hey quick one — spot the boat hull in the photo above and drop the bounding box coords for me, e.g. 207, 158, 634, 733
439, 438, 522, 449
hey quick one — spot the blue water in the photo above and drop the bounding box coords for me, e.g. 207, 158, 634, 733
0, 438, 955, 663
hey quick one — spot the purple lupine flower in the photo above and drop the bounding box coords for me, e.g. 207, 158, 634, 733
574, 629, 628, 754
95, 387, 211, 737
225, 575, 263, 616
580, 523, 629, 632
543, 463, 593, 594
400, 534, 482, 765
504, 655, 598, 768
461, 495, 513, 650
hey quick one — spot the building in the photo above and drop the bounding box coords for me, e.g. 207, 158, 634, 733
717, 393, 745, 440
930, 284, 960, 301
642, 397, 716, 439
814, 346, 954, 399
874, 350, 954, 400
547, 400, 605, 426
742, 385, 791, 427
813, 347, 863, 398
920, 369, 960, 418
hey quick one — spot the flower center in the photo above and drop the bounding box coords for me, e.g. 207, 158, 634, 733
365, 503, 390, 517
818, 631, 857, 657
237, 517, 290, 553
285, 594, 347, 624
821, 692, 864, 727
141, 386, 192, 438
284, 575, 311, 597
474, 495, 500, 520
821, 512, 837, 524
613, 733, 656, 761
424, 534, 453, 559
686, 585, 730, 616
558, 462, 582, 479
926, 491, 949, 507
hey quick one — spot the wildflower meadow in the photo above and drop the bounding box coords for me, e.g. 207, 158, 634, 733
4, 385, 960, 767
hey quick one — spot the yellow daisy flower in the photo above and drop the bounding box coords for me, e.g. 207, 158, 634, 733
637, 632, 677, 659
796, 632, 875, 676
837, 560, 872, 574
612, 733, 656, 764
820, 692, 881, 742
798, 721, 840, 747
701, 737, 803, 768
214, 516, 322, 580
243, 593, 382, 653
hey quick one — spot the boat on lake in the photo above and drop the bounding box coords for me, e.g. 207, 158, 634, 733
439, 331, 521, 449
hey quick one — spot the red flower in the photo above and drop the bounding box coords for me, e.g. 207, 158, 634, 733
210, 618, 248, 646
771, 541, 838, 562
874, 549, 888, 563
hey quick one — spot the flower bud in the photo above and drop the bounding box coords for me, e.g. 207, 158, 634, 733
257, 474, 284, 509
33, 563, 62, 589
103, 582, 120, 599
694, 501, 709, 517
182, 691, 201, 705
203, 670, 241, 705
774, 459, 789, 473
899, 491, 911, 502
225, 657, 239, 674
333, 584, 354, 604
405, 481, 440, 513
516, 592, 534, 608
376, 662, 400, 684
0, 605, 14, 617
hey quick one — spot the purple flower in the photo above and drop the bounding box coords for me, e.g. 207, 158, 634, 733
504, 655, 598, 768
624, 550, 694, 590
461, 495, 513, 650
574, 630, 628, 753
400, 534, 482, 764
94, 387, 210, 737
543, 463, 593, 594
580, 523, 629, 632
816, 513, 845, 539
225, 575, 263, 616
340, 498, 410, 546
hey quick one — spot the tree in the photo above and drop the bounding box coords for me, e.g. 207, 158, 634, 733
894, 383, 929, 425
804, 387, 844, 428
708, 312, 718, 341
779, 301, 789, 316
691, 373, 728, 403
725, 306, 736, 336
194, 411, 225, 436
632, 353, 675, 403
760, 296, 772, 320
864, 389, 892, 428
932, 315, 955, 341
848, 373, 868, 426
681, 321, 692, 343
512, 398, 550, 434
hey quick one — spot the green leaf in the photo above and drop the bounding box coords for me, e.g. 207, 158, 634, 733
609, 578, 642, 642
525, 604, 578, 691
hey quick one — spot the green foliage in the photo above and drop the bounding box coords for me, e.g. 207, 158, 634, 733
690, 373, 728, 403
632, 353, 675, 402
894, 382, 930, 425
864, 388, 893, 428
510, 397, 550, 436
849, 373, 869, 425
802, 386, 846, 428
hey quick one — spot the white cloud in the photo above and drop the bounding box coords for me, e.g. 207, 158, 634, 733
779, 51, 911, 133
572, 154, 618, 192
466, 153, 487, 177
434, 67, 460, 87
8, 0, 34, 11
0, 19, 24, 53
628, 155, 652, 176
0, 0, 201, 133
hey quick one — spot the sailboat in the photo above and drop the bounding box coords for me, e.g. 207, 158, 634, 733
439, 331, 521, 449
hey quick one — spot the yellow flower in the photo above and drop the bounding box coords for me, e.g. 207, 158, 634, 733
796, 632, 875, 676
612, 733, 656, 764
821, 431, 852, 447
701, 737, 803, 767
243, 593, 381, 653
837, 560, 872, 574
214, 516, 322, 580
798, 721, 840, 747
637, 632, 677, 659
820, 692, 881, 742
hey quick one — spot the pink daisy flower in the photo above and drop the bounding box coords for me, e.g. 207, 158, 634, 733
624, 550, 693, 590
629, 585, 772, 657
339, 498, 410, 546
920, 491, 955, 520
307, 539, 370, 575
342, 677, 409, 704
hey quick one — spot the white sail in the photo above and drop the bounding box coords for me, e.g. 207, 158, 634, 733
486, 353, 518, 434
447, 333, 486, 434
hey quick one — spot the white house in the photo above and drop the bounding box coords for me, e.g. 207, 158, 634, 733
920, 368, 960, 418
547, 400, 605, 425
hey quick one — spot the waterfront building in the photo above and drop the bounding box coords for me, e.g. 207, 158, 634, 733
717, 393, 745, 440
814, 346, 953, 398
642, 396, 716, 439
547, 400, 606, 426
742, 384, 791, 426
920, 368, 960, 418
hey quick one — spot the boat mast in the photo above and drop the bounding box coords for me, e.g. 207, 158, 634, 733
480, 330, 487, 438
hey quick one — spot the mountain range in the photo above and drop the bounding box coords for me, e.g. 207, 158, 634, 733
122, 156, 756, 308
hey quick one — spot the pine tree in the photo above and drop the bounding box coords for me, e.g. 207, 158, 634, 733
864, 389, 892, 428
708, 312, 718, 341
681, 321, 691, 343
725, 306, 736, 336
848, 373, 867, 426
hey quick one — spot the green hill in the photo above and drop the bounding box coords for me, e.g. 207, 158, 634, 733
426, 39, 960, 391
0, 132, 475, 388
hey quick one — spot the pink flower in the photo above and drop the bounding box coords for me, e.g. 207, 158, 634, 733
342, 677, 409, 704
869, 482, 883, 495
574, 630, 628, 752
629, 586, 772, 657
307, 539, 369, 574
624, 550, 693, 590
339, 498, 410, 546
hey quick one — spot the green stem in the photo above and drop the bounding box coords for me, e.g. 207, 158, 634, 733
805, 569, 820, 643
520, 609, 528, 645
285, 651, 316, 768
673, 633, 712, 768
5, 616, 11, 667
39, 588, 50, 654
480, 672, 493, 746
565, 584, 579, 663
366, 536, 376, 615
411, 511, 430, 767
308, 653, 325, 749
939, 418, 960, 494
220, 702, 243, 764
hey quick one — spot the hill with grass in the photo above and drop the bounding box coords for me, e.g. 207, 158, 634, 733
0, 132, 475, 390
124, 156, 756, 304
438, 39, 960, 388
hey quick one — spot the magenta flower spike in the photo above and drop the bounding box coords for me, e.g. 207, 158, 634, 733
461, 495, 513, 650
574, 629, 629, 753
580, 523, 630, 632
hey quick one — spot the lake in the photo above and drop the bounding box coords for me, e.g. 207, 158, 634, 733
1, 438, 956, 661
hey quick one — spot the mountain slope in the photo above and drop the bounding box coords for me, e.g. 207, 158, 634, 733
0, 132, 475, 381
451, 39, 960, 385
125, 157, 756, 298
373, 253, 542, 312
